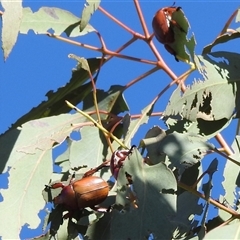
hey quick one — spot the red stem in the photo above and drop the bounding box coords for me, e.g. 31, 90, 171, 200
46, 33, 156, 65
178, 181, 239, 217
98, 6, 146, 40
215, 133, 233, 155
133, 0, 150, 38
124, 66, 159, 89
105, 36, 138, 62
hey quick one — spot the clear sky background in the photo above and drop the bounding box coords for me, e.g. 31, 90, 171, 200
0, 0, 240, 238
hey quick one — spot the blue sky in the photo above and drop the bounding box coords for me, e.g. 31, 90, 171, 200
1, 1, 239, 135
1, 1, 240, 238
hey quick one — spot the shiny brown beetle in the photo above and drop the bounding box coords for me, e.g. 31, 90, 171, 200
52, 176, 108, 209
152, 5, 185, 60
51, 167, 109, 218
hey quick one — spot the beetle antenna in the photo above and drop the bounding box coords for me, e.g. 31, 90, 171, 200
83, 161, 110, 178
128, 145, 137, 155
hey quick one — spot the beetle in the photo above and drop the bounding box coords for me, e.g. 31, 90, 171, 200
50, 168, 109, 219
110, 145, 136, 180
152, 5, 185, 60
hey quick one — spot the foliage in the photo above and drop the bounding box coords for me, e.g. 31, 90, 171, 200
1, 1, 240, 239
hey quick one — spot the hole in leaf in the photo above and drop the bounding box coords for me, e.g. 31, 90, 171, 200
52, 139, 71, 173
0, 167, 10, 202
70, 130, 81, 141
20, 204, 51, 239
190, 93, 198, 110
199, 91, 212, 115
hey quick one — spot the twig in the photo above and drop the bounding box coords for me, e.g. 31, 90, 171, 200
98, 6, 146, 40
124, 66, 159, 89
105, 36, 138, 63
133, 0, 150, 38
148, 39, 164, 62
219, 9, 239, 36
65, 101, 128, 150
213, 147, 240, 166
178, 181, 239, 217
46, 33, 156, 65
215, 133, 233, 155
86, 66, 101, 124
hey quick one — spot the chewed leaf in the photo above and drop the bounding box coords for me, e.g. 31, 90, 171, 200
69, 126, 111, 179
165, 78, 235, 121
202, 158, 218, 199
83, 85, 129, 115
205, 223, 240, 239
203, 8, 240, 54
165, 52, 240, 122
158, 132, 213, 172
195, 52, 240, 82
140, 126, 166, 165
206, 158, 218, 176
112, 149, 177, 239
80, 0, 100, 31
203, 32, 240, 55
220, 135, 240, 220
185, 34, 196, 62
1, 1, 23, 60
0, 113, 86, 173
20, 7, 95, 37
166, 114, 232, 141
0, 149, 52, 239
123, 101, 154, 147
68, 54, 90, 72
9, 57, 105, 130
168, 8, 195, 62
173, 192, 203, 237
85, 212, 112, 239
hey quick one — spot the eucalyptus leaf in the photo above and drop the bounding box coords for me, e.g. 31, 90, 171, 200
220, 136, 240, 220
165, 52, 240, 122
9, 57, 105, 130
124, 101, 154, 147
80, 0, 100, 31
204, 222, 240, 239
83, 85, 129, 116
1, 0, 22, 59
159, 132, 213, 173
69, 126, 110, 180
173, 192, 202, 238
0, 113, 91, 238
20, 7, 95, 36
111, 149, 177, 239
140, 125, 166, 165
166, 7, 194, 62
0, 149, 52, 239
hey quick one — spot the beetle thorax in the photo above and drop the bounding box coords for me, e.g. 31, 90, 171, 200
163, 10, 172, 28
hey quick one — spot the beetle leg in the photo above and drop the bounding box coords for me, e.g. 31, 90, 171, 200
44, 184, 52, 190
62, 212, 71, 219
83, 161, 110, 178
51, 182, 65, 189
90, 206, 110, 212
